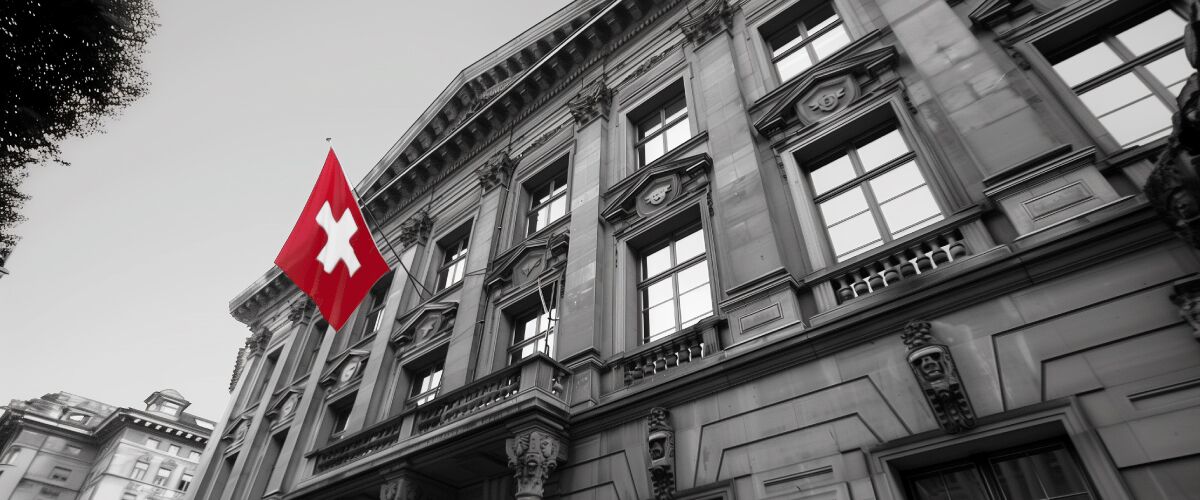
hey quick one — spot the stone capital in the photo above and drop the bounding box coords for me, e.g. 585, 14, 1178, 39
477, 151, 516, 191
287, 298, 315, 324
506, 429, 567, 500
397, 209, 433, 249
678, 0, 734, 47
244, 326, 273, 358
567, 76, 613, 126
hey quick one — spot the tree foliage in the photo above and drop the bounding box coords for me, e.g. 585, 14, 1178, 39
1, 0, 157, 250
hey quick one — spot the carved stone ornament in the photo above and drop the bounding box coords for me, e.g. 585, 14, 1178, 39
644, 183, 673, 206
647, 407, 676, 500
380, 472, 425, 500
1145, 3, 1200, 249
796, 75, 860, 125
1170, 276, 1200, 341
506, 430, 566, 500
244, 327, 273, 357
319, 350, 369, 388
568, 76, 613, 125
397, 210, 433, 249
477, 151, 516, 191
678, 0, 734, 47
287, 298, 315, 323
901, 321, 976, 433
391, 302, 457, 347
228, 346, 246, 393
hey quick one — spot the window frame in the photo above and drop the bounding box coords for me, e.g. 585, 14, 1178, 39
507, 290, 560, 363
48, 466, 70, 481
433, 228, 471, 293
145, 438, 160, 450
902, 440, 1098, 500
152, 467, 171, 486
524, 163, 570, 236
759, 0, 853, 84
355, 273, 393, 341
407, 361, 444, 407
627, 79, 695, 170
177, 472, 194, 492
131, 460, 149, 481
636, 223, 716, 344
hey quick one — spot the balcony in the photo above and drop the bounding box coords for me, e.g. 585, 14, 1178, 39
310, 354, 569, 475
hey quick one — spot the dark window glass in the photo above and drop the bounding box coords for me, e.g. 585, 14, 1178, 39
904, 442, 1096, 500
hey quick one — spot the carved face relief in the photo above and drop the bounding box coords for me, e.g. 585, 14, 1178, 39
918, 353, 945, 381
644, 183, 672, 205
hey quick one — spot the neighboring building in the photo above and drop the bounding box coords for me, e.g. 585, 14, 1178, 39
0, 390, 215, 500
193, 0, 1200, 499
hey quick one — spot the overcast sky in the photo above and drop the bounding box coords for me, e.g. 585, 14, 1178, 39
0, 0, 569, 419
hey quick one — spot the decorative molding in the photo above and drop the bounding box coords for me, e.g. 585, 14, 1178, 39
391, 302, 458, 347
244, 327, 273, 358
647, 407, 676, 500
602, 153, 712, 229
506, 429, 566, 500
227, 347, 246, 393
567, 76, 613, 126
901, 321, 976, 433
486, 231, 571, 292
380, 470, 426, 500
754, 46, 899, 137
678, 0, 734, 47
1170, 276, 1200, 341
477, 151, 516, 191
968, 0, 1035, 29
397, 209, 433, 249
318, 350, 370, 389
616, 45, 681, 91
287, 298, 315, 324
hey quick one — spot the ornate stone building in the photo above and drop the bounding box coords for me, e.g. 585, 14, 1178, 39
0, 390, 215, 500
194, 0, 1200, 498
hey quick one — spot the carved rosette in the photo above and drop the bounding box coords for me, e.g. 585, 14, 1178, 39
397, 210, 433, 249
647, 407, 676, 500
478, 151, 516, 191
506, 430, 566, 499
678, 0, 734, 47
1145, 3, 1200, 249
568, 77, 613, 125
901, 321, 976, 434
287, 298, 315, 324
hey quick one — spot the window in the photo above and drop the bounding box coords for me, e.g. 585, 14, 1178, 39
357, 276, 391, 339
1, 447, 21, 465
158, 401, 181, 416
436, 235, 469, 291
409, 363, 444, 406
131, 461, 149, 481
188, 450, 201, 462
526, 167, 569, 235
510, 302, 557, 363
64, 413, 89, 424
904, 441, 1096, 500
167, 444, 180, 456
152, 467, 171, 486
804, 124, 942, 261
177, 473, 193, 492
1044, 8, 1189, 148
761, 0, 852, 82
48, 467, 70, 481
634, 82, 690, 166
639, 226, 713, 343
145, 438, 160, 450
327, 395, 355, 439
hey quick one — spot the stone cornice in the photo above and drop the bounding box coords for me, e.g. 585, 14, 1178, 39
677, 0, 734, 47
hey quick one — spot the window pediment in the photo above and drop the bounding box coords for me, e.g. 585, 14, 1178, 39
391, 302, 458, 347
264, 389, 301, 421
319, 350, 369, 388
486, 233, 570, 293
602, 154, 713, 227
754, 45, 899, 137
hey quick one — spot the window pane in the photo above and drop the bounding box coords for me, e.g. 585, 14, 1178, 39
827, 211, 882, 258
909, 474, 952, 500
819, 187, 870, 225
869, 161, 925, 202
665, 97, 687, 122
1146, 48, 1191, 89
637, 115, 662, 138
810, 154, 855, 195
811, 25, 851, 60
776, 48, 814, 82
665, 120, 690, 150
858, 129, 909, 171
807, 5, 839, 33
644, 245, 672, 278
676, 261, 710, 293
1034, 448, 1092, 497
641, 139, 665, 165
881, 186, 941, 235
549, 196, 567, 221
678, 284, 713, 327
1116, 11, 1184, 57
1096, 94, 1173, 146
646, 302, 676, 339
768, 25, 802, 55
675, 229, 706, 262
1054, 44, 1123, 87
645, 279, 674, 307
1078, 73, 1153, 116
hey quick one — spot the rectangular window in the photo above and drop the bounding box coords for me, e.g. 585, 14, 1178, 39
1045, 8, 1188, 148
761, 1, 852, 82
806, 124, 942, 261
178, 473, 193, 492
510, 303, 557, 363
188, 450, 201, 461
131, 461, 149, 481
49, 467, 70, 481
639, 226, 713, 343
326, 394, 355, 439
409, 363, 444, 406
152, 467, 171, 486
527, 169, 569, 235
905, 441, 1095, 500
167, 444, 180, 456
159, 401, 181, 415
436, 235, 469, 291
357, 275, 392, 339
634, 82, 691, 166
145, 438, 160, 450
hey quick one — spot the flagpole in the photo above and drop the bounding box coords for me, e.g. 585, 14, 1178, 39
326, 138, 432, 299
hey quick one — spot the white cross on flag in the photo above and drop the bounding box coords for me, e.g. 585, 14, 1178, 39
275, 149, 389, 330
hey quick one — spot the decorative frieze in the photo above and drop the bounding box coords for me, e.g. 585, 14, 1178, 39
901, 321, 976, 434
477, 151, 516, 191
647, 407, 676, 500
567, 76, 613, 126
506, 429, 567, 500
678, 0, 733, 47
397, 209, 433, 249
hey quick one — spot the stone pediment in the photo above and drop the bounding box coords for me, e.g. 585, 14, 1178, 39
754, 45, 899, 137
265, 389, 302, 421
602, 154, 713, 225
486, 233, 571, 292
220, 416, 252, 443
319, 350, 370, 388
391, 302, 458, 347
969, 0, 1035, 28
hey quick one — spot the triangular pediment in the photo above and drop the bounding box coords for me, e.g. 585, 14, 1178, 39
391, 302, 459, 347
969, 0, 1034, 28
602, 154, 712, 223
265, 389, 302, 420
486, 233, 571, 291
319, 349, 369, 387
220, 415, 252, 442
754, 45, 899, 137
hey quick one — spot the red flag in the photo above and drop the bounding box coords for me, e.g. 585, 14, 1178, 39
275, 149, 389, 330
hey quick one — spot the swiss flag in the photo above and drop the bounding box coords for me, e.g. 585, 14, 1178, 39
275, 149, 389, 330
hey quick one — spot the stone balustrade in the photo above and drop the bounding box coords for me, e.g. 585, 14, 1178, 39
831, 227, 970, 303
616, 318, 721, 386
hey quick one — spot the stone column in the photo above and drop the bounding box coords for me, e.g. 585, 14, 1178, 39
506, 427, 567, 500
557, 75, 612, 409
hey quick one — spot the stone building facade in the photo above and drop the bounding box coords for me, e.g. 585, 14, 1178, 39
194, 0, 1200, 498
0, 390, 215, 500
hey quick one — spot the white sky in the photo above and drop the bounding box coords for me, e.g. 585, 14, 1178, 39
0, 0, 569, 419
